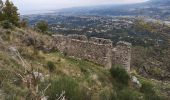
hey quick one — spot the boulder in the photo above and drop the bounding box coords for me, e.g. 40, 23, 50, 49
131, 76, 142, 89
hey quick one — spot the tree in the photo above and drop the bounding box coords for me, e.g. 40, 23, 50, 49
35, 20, 49, 33
0, 0, 3, 21
0, 0, 2, 10
2, 0, 19, 26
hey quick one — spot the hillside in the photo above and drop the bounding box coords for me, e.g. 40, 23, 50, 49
1, 0, 170, 99
26, 15, 170, 82
0, 26, 112, 99
0, 25, 170, 99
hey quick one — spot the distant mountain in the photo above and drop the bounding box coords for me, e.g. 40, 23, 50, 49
149, 0, 170, 4
55, 0, 170, 20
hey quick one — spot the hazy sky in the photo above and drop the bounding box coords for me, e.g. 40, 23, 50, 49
3, 0, 148, 14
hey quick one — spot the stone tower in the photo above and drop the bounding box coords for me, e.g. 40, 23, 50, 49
112, 41, 132, 72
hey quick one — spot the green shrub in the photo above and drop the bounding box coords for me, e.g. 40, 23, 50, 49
1, 20, 13, 29
99, 88, 116, 100
110, 65, 130, 86
118, 88, 142, 100
46, 61, 56, 73
140, 81, 165, 100
46, 77, 87, 100
140, 81, 155, 95
35, 20, 49, 33
144, 94, 162, 100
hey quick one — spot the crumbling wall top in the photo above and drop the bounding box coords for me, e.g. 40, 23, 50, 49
89, 37, 113, 45
53, 34, 67, 39
67, 34, 88, 41
116, 41, 132, 46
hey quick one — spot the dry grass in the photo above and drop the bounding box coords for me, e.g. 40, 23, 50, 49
0, 27, 169, 99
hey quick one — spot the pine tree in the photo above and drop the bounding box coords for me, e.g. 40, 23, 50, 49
2, 0, 19, 26
0, 0, 2, 9
0, 0, 3, 21
0, 0, 3, 8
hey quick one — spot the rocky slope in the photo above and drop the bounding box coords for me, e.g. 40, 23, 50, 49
0, 26, 169, 99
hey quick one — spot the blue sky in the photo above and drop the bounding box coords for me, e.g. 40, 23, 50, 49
3, 0, 148, 14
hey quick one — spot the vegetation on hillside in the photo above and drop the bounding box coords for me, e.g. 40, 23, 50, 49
0, 0, 169, 99
42, 15, 170, 81
0, 25, 169, 99
130, 19, 170, 81
35, 20, 49, 33
0, 0, 19, 26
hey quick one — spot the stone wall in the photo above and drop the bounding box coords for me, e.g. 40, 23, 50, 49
53, 34, 132, 72
113, 41, 132, 72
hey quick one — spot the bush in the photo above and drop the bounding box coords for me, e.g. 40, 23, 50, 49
144, 94, 163, 100
46, 61, 56, 73
140, 81, 155, 95
35, 20, 49, 33
110, 65, 130, 86
118, 89, 142, 100
99, 88, 115, 100
46, 77, 87, 100
1, 20, 13, 29
140, 81, 164, 100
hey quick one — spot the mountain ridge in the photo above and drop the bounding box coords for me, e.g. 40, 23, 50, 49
53, 0, 170, 20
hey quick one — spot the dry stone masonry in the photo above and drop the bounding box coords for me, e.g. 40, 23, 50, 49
53, 34, 131, 72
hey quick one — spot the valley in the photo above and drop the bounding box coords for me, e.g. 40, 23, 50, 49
0, 0, 170, 99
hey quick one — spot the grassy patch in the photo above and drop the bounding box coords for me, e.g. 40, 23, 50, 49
46, 76, 88, 100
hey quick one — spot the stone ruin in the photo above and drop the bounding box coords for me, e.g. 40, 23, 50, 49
52, 34, 132, 72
